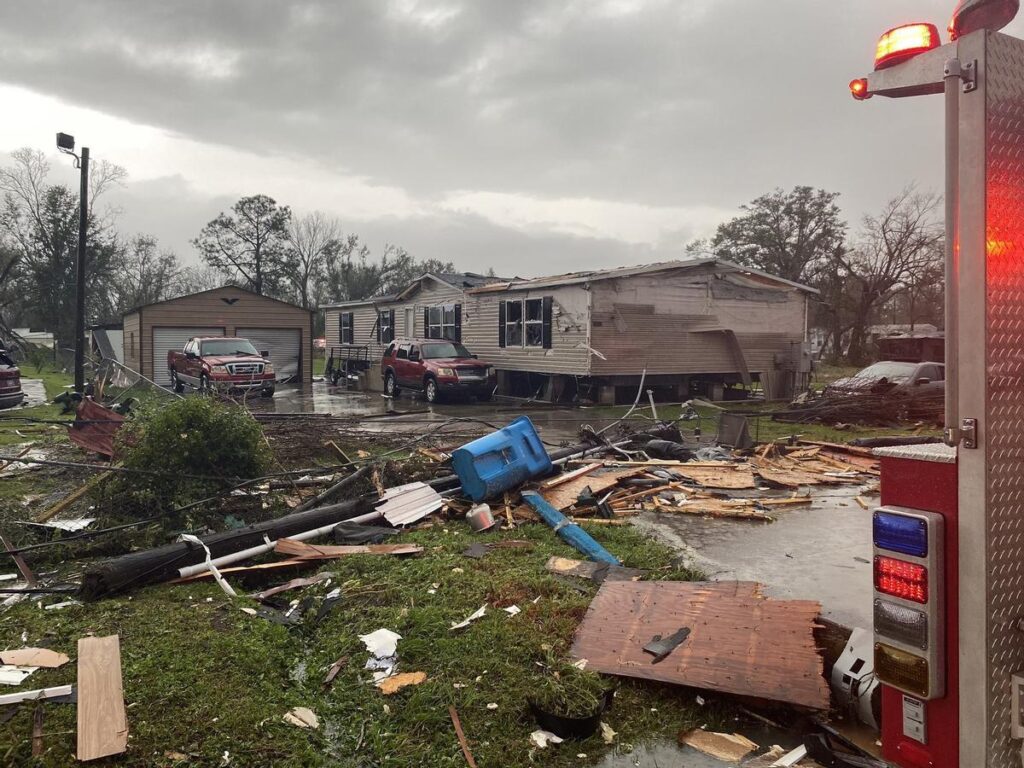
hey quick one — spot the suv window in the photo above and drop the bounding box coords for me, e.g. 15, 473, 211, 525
396, 344, 409, 360
409, 345, 421, 362
384, 342, 396, 358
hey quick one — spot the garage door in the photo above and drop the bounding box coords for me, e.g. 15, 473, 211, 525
237, 328, 301, 381
152, 327, 225, 386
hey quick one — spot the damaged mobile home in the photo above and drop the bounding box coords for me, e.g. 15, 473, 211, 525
323, 259, 816, 403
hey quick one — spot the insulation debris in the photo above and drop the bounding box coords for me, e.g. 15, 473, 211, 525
570, 581, 829, 709
376, 671, 427, 694
450, 605, 487, 630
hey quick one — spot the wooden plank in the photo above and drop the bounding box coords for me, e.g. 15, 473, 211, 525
539, 467, 647, 511
540, 463, 603, 490
0, 534, 36, 587
680, 730, 758, 762
273, 539, 424, 560
570, 581, 828, 709
545, 556, 647, 582
77, 635, 128, 761
35, 471, 111, 523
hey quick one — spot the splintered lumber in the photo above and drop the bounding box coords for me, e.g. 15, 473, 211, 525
672, 464, 757, 490
653, 500, 774, 521
570, 581, 829, 709
80, 497, 374, 599
0, 534, 36, 587
35, 471, 111, 523
274, 539, 424, 560
540, 463, 603, 490
546, 556, 647, 582
0, 648, 70, 668
77, 635, 128, 761
754, 464, 826, 488
539, 468, 648, 511
679, 730, 758, 762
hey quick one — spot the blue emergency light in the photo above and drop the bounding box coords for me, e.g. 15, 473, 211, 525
873, 510, 929, 558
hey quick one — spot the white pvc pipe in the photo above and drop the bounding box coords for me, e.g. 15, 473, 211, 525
176, 510, 383, 579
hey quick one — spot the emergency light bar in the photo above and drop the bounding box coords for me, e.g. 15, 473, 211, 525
875, 23, 941, 70
872, 506, 945, 701
949, 0, 1019, 40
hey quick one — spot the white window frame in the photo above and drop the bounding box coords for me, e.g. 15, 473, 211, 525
427, 304, 458, 340
505, 300, 523, 347
524, 298, 544, 348
340, 313, 353, 344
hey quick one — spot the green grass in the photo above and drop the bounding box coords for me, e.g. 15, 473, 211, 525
0, 522, 718, 767
313, 356, 326, 376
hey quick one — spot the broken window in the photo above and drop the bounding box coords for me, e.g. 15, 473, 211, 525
525, 298, 544, 347
426, 304, 460, 340
505, 299, 523, 346
378, 310, 394, 344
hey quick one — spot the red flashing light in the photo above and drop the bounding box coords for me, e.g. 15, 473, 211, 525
874, 23, 941, 71
875, 556, 928, 603
849, 78, 871, 101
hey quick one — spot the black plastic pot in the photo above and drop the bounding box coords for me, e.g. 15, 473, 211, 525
527, 688, 615, 740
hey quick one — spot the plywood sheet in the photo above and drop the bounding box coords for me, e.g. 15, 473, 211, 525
570, 581, 828, 710
673, 465, 757, 489
77, 635, 128, 761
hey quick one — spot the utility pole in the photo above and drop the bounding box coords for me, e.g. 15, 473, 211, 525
75, 146, 89, 393
57, 132, 88, 393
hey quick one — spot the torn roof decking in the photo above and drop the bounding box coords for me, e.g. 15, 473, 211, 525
570, 580, 830, 710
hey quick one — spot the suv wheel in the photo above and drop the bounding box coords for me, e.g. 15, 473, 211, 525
425, 377, 439, 403
384, 371, 399, 397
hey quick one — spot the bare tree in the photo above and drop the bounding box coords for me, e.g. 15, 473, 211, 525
110, 235, 181, 314
174, 264, 228, 296
192, 194, 292, 296
0, 148, 126, 347
285, 211, 342, 309
838, 188, 943, 363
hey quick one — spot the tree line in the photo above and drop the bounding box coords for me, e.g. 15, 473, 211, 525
0, 148, 454, 349
693, 185, 944, 364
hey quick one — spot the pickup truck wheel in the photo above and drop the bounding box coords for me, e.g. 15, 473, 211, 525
261, 386, 275, 399
170, 370, 185, 394
476, 390, 493, 402
384, 372, 399, 397
425, 377, 440, 404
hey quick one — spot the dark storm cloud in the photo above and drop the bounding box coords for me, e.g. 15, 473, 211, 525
1, 0, 1005, 272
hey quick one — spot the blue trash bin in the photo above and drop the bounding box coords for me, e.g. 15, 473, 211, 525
451, 416, 552, 502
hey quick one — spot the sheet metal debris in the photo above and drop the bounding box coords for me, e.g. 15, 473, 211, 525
67, 398, 124, 458
570, 580, 829, 709
642, 626, 691, 663
376, 482, 444, 527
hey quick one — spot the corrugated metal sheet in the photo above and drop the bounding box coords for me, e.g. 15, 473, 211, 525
570, 580, 829, 709
68, 399, 125, 458
376, 482, 443, 526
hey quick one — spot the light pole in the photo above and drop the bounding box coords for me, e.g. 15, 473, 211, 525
56, 132, 88, 393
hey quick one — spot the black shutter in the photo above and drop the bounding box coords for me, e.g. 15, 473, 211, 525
498, 301, 506, 347
388, 310, 396, 343
454, 304, 462, 343
423, 307, 430, 339
339, 313, 345, 344
542, 297, 553, 349
376, 312, 381, 344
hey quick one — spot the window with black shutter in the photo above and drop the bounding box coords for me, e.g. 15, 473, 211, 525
498, 297, 553, 348
542, 296, 553, 349
340, 312, 354, 344
378, 310, 394, 344
498, 301, 506, 347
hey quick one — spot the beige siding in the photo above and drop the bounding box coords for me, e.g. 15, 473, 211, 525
122, 312, 141, 375
463, 285, 592, 374
324, 277, 470, 361
589, 270, 807, 376
131, 287, 313, 382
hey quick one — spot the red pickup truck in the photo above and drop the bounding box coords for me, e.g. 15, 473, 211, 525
167, 337, 276, 397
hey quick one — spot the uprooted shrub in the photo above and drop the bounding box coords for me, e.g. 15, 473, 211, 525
103, 396, 272, 527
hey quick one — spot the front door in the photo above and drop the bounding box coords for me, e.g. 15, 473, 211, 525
405, 307, 414, 337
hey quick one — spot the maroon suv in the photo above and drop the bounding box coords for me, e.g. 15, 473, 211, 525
381, 338, 496, 403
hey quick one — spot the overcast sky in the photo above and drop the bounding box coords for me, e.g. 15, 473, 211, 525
1, 0, 1013, 276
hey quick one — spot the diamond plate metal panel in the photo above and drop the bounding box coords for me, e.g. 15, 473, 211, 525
985, 32, 1024, 768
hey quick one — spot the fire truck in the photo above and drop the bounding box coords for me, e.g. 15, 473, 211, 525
851, 1, 1024, 766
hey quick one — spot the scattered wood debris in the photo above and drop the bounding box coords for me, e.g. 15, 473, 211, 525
274, 539, 424, 560
0, 648, 70, 668
545, 556, 647, 583
449, 706, 479, 768
679, 729, 759, 762
77, 634, 128, 761
570, 581, 829, 709
282, 707, 319, 729
376, 671, 427, 694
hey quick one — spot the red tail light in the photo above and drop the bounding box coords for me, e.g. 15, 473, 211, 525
875, 23, 941, 71
875, 556, 928, 603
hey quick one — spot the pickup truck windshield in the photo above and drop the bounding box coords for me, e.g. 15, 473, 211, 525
200, 339, 260, 357
421, 342, 472, 359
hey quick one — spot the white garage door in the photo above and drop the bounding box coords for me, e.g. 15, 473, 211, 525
237, 328, 301, 381
152, 327, 225, 386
